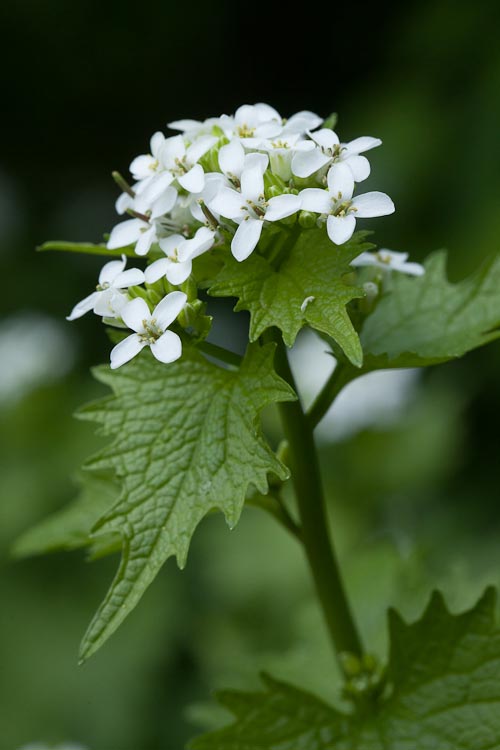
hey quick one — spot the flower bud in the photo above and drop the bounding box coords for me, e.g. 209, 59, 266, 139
298, 211, 317, 229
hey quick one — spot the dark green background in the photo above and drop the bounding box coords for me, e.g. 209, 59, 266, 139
1, 1, 500, 748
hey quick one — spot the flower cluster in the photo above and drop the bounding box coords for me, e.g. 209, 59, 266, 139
67, 103, 422, 368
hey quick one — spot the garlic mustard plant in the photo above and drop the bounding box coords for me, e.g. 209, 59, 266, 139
28, 102, 500, 750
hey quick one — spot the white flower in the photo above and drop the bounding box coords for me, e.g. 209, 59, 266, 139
129, 131, 166, 181
107, 216, 156, 256
351, 249, 425, 276
110, 291, 187, 369
127, 132, 178, 210
253, 132, 315, 181
209, 157, 302, 261
107, 186, 178, 256
67, 256, 145, 321
217, 139, 268, 186
145, 227, 215, 286
160, 134, 216, 193
220, 103, 283, 144
300, 163, 395, 245
292, 128, 382, 182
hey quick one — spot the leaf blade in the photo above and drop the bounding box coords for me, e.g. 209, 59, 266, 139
362, 251, 500, 368
209, 229, 373, 367
76, 343, 295, 661
191, 588, 500, 749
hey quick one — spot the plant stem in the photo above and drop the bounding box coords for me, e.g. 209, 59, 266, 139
271, 332, 363, 660
198, 340, 242, 369
307, 362, 359, 429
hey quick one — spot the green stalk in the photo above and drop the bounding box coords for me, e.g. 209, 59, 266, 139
198, 340, 242, 369
271, 332, 363, 660
307, 362, 359, 429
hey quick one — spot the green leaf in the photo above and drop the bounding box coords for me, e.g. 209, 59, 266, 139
191, 588, 500, 749
37, 240, 136, 258
12, 475, 119, 558
362, 251, 500, 368
76, 343, 295, 661
208, 229, 373, 367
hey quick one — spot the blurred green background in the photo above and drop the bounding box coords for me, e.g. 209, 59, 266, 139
1, 1, 500, 748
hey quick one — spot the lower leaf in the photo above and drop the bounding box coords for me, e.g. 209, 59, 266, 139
191, 588, 500, 750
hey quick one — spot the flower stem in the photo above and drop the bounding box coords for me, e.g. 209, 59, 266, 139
198, 340, 242, 369
307, 361, 360, 429
271, 332, 363, 661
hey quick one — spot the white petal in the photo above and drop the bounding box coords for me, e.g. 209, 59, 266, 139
241, 164, 264, 203
327, 163, 354, 200
254, 103, 281, 123
159, 234, 184, 257
178, 227, 215, 262
135, 225, 156, 256
168, 118, 202, 132
231, 218, 263, 261
327, 215, 356, 245
350, 252, 379, 268
121, 297, 150, 332
66, 291, 100, 321
209, 186, 245, 220
145, 257, 171, 284
310, 128, 339, 150
153, 291, 187, 330
134, 173, 158, 197
186, 135, 217, 164
344, 154, 371, 182
136, 172, 175, 208
178, 164, 205, 193
150, 330, 182, 364
344, 136, 382, 154
299, 188, 332, 214
94, 288, 127, 317
99, 256, 126, 285
235, 104, 260, 127
115, 192, 134, 215
352, 192, 395, 218
254, 121, 283, 139
110, 334, 146, 369
150, 185, 178, 218
160, 135, 186, 169
238, 136, 266, 149
112, 268, 145, 288
265, 194, 302, 222
200, 171, 227, 202
129, 154, 155, 180
291, 148, 331, 178
150, 131, 165, 158
399, 261, 425, 276
283, 111, 323, 134
294, 139, 317, 152
107, 219, 145, 249
243, 152, 269, 173
166, 259, 192, 285
218, 140, 245, 178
